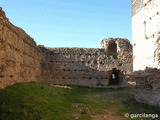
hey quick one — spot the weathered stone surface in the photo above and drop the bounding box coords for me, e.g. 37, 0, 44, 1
40, 38, 133, 88
132, 0, 160, 106
0, 7, 133, 88
0, 7, 44, 88
135, 68, 160, 106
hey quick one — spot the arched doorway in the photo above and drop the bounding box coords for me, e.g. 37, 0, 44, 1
107, 42, 117, 56
109, 68, 120, 85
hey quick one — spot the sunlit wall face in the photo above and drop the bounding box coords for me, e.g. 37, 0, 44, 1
132, 0, 160, 71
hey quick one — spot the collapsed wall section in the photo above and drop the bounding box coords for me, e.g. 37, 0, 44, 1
132, 0, 160, 106
0, 7, 44, 88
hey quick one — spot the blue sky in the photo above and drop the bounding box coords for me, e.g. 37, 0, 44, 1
1, 0, 132, 48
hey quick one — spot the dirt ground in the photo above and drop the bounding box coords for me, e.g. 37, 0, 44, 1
91, 110, 126, 120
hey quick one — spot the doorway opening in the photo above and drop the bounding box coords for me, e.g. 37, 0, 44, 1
109, 68, 120, 85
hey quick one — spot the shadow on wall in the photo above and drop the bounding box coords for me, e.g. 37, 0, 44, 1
107, 42, 118, 57
134, 67, 160, 88
134, 67, 160, 106
39, 47, 128, 88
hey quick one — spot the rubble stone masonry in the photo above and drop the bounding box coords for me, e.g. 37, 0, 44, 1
0, 7, 133, 88
40, 38, 132, 87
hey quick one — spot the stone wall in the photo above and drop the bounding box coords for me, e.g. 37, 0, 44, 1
41, 38, 133, 88
0, 7, 133, 88
132, 0, 160, 106
132, 0, 143, 16
0, 7, 44, 88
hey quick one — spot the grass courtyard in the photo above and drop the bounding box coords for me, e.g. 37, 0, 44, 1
0, 82, 159, 120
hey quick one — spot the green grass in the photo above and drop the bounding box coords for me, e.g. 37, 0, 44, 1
0, 82, 159, 120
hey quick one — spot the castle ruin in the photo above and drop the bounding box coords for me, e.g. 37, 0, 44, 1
0, 7, 133, 88
1, 0, 160, 107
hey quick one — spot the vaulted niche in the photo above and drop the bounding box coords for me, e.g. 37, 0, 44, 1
107, 42, 117, 56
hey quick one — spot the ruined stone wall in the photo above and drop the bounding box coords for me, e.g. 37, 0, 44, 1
0, 7, 133, 88
100, 38, 132, 68
132, 0, 160, 106
0, 7, 44, 88
41, 38, 133, 88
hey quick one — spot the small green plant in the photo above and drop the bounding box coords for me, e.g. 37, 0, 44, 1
37, 45, 45, 48
113, 55, 118, 59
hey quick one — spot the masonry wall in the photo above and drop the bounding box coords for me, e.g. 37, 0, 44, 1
41, 38, 133, 88
0, 8, 44, 88
132, 0, 160, 106
0, 7, 133, 89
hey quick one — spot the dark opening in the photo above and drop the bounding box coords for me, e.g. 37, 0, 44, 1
97, 82, 104, 87
107, 42, 117, 56
9, 75, 13, 78
109, 68, 120, 85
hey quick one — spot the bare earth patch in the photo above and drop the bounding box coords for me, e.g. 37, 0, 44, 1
68, 108, 126, 120
91, 109, 126, 120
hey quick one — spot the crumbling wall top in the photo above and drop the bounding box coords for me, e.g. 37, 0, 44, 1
0, 7, 7, 19
100, 38, 132, 51
132, 0, 143, 16
0, 7, 37, 47
43, 47, 107, 55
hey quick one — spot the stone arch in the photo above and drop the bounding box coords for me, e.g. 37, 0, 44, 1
107, 42, 118, 56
